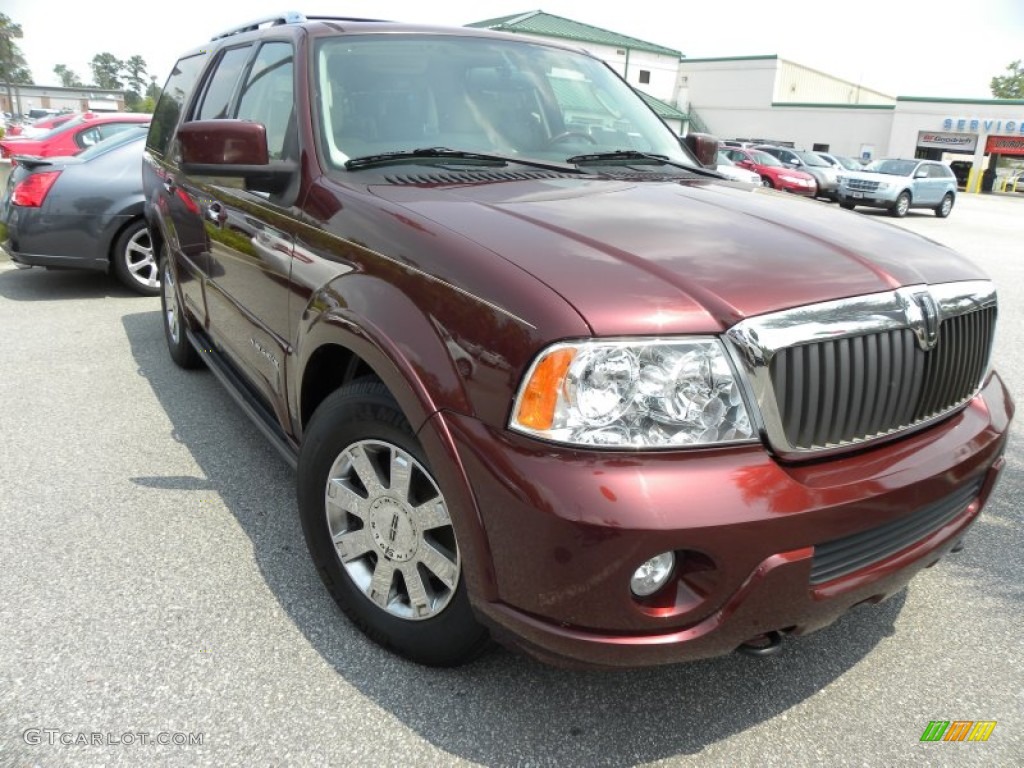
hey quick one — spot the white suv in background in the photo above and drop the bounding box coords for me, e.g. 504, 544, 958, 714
837, 159, 957, 218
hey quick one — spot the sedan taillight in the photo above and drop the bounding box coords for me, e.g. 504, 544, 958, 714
11, 171, 61, 207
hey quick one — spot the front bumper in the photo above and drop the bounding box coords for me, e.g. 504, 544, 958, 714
838, 189, 898, 207
435, 372, 1012, 667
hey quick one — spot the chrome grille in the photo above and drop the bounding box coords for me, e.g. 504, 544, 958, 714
726, 281, 997, 458
846, 178, 881, 192
770, 307, 995, 449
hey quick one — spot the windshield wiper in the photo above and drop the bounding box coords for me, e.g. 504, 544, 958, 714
565, 150, 723, 178
345, 147, 581, 173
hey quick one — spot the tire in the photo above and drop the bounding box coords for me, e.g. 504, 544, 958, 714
112, 220, 160, 296
935, 193, 954, 218
890, 191, 911, 218
297, 379, 489, 666
160, 249, 202, 369
839, 201, 856, 210
761, 176, 774, 188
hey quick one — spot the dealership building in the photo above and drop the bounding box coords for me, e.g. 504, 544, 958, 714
471, 11, 1024, 191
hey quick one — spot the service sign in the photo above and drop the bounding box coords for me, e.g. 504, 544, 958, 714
917, 131, 977, 151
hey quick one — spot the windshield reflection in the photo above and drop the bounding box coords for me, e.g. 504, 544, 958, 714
315, 35, 693, 170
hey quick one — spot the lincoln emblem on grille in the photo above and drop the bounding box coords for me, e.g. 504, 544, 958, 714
910, 291, 940, 351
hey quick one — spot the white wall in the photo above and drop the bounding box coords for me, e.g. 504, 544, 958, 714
526, 36, 680, 104
774, 60, 894, 105
679, 57, 779, 110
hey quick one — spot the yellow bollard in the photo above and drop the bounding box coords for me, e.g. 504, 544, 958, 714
966, 168, 982, 194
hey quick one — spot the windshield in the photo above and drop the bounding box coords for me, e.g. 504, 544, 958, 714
865, 159, 917, 176
76, 126, 147, 160
749, 150, 782, 167
315, 35, 693, 169
716, 150, 736, 166
836, 156, 862, 170
796, 151, 830, 167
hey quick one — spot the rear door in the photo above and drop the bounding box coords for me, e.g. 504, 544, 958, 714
143, 51, 209, 323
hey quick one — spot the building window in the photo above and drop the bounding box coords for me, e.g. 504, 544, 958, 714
639, 70, 651, 84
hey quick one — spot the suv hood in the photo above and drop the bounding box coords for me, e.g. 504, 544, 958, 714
372, 176, 983, 336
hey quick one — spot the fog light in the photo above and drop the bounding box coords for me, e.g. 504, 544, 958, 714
630, 552, 676, 596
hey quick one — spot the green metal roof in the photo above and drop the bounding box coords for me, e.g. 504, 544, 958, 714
634, 89, 686, 121
468, 11, 681, 57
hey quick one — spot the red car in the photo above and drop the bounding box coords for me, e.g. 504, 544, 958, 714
4, 111, 78, 138
721, 147, 817, 196
0, 112, 151, 160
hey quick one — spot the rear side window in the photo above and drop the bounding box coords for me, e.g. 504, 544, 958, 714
147, 53, 207, 156
197, 46, 253, 120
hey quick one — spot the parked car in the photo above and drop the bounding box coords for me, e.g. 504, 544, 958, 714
837, 158, 957, 217
755, 145, 840, 200
715, 150, 760, 185
719, 147, 817, 195
817, 152, 864, 172
949, 160, 973, 188
5, 111, 79, 139
146, 13, 1011, 669
0, 112, 151, 160
1, 127, 157, 294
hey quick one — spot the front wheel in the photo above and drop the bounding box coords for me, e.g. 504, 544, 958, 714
935, 193, 954, 218
839, 201, 856, 210
890, 191, 911, 218
297, 380, 489, 666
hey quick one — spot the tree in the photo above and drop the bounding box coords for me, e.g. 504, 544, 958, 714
990, 60, 1024, 100
1, 13, 33, 115
54, 64, 84, 88
90, 52, 124, 90
123, 54, 148, 98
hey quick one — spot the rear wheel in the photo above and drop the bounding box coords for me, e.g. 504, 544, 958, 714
160, 249, 201, 369
890, 191, 911, 218
935, 193, 954, 218
113, 220, 160, 295
297, 379, 489, 666
761, 176, 774, 188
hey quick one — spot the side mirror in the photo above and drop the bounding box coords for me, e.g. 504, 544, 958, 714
682, 132, 720, 168
178, 119, 296, 194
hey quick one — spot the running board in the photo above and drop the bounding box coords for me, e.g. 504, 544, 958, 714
187, 328, 298, 470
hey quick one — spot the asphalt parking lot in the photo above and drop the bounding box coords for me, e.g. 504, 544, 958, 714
0, 193, 1021, 767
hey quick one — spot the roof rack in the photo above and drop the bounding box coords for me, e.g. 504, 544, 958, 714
210, 12, 388, 41
211, 11, 306, 41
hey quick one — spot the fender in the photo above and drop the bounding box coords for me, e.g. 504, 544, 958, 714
292, 274, 497, 599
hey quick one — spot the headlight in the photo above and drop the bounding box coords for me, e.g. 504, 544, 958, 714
510, 339, 756, 448
877, 182, 891, 190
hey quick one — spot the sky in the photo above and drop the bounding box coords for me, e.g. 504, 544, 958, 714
5, 0, 1024, 100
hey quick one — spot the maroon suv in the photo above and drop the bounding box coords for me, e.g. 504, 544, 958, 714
143, 14, 1013, 667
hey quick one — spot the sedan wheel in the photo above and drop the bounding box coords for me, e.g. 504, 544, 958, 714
761, 176, 774, 188
113, 220, 160, 295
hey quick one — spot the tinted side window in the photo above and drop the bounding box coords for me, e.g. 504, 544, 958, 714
197, 46, 253, 120
236, 42, 295, 160
147, 53, 206, 156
